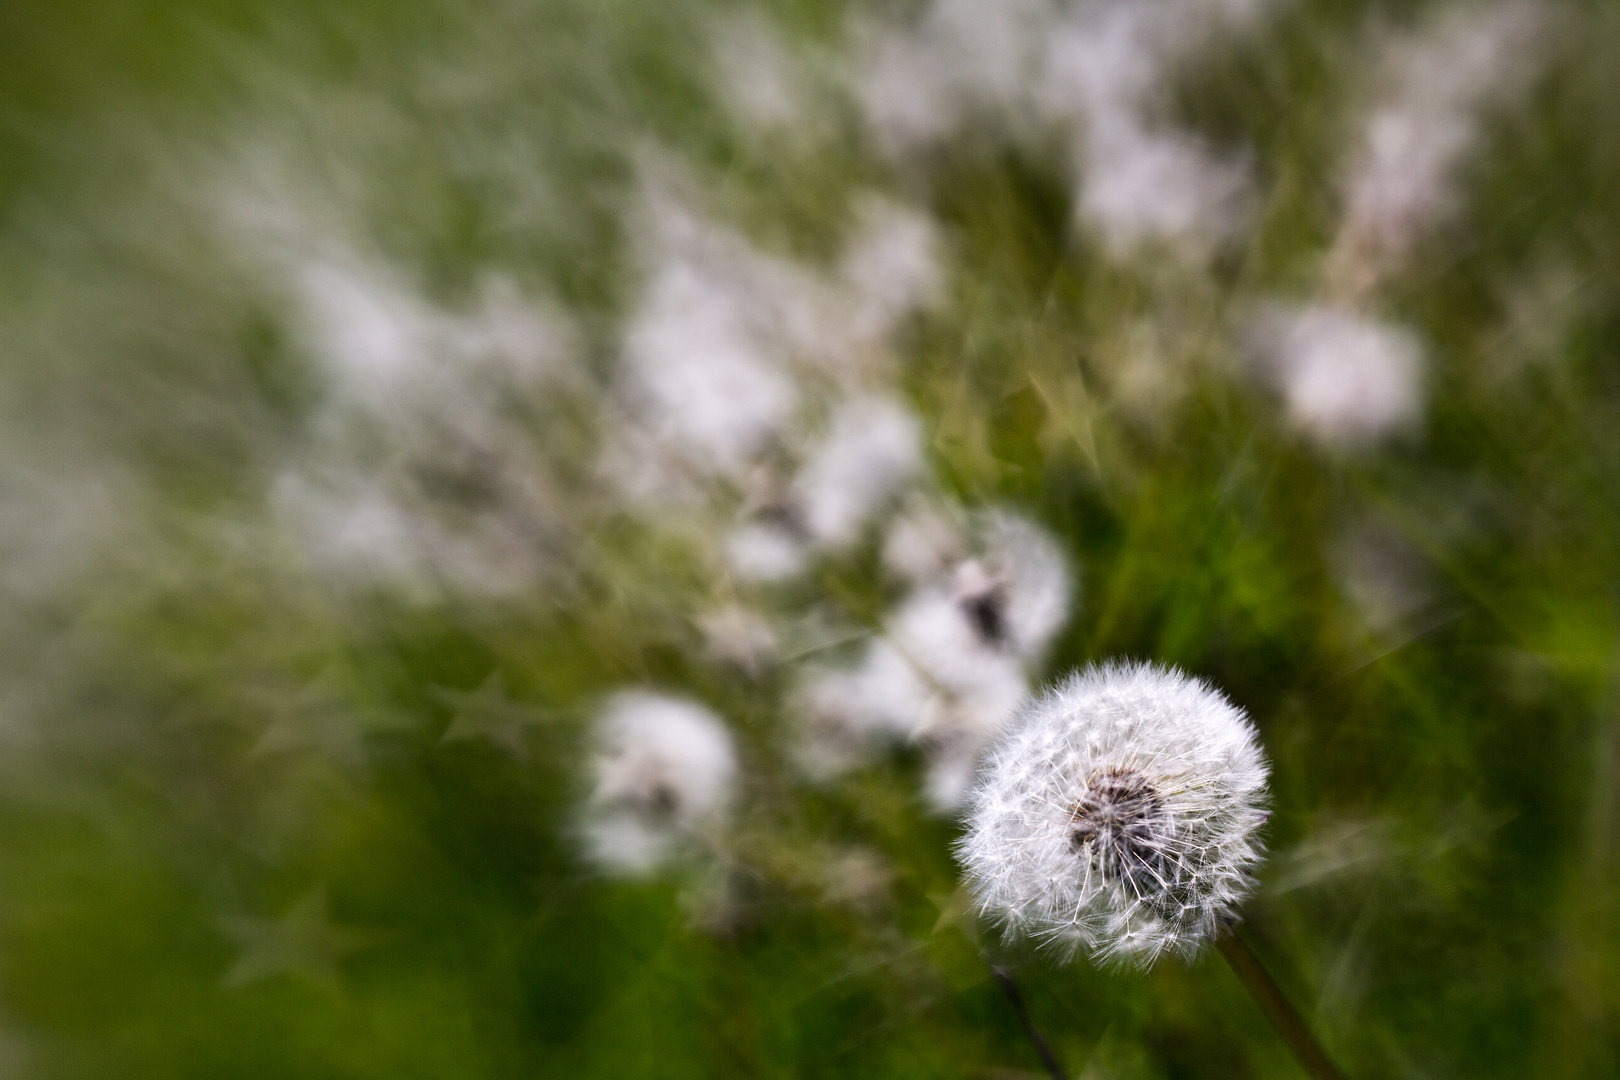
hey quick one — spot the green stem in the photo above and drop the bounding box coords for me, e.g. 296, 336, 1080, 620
1216, 929, 1347, 1080
988, 962, 1065, 1080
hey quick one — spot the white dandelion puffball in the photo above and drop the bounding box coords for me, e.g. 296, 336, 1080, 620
958, 662, 1269, 967
1251, 303, 1425, 449
584, 692, 738, 875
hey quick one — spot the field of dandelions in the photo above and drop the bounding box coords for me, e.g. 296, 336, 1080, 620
0, 0, 1616, 1076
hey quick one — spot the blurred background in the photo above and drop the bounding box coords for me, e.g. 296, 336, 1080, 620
0, 0, 1615, 1075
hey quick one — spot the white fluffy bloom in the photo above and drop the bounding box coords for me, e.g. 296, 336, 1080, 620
220, 172, 580, 598
793, 395, 923, 550
885, 505, 1074, 659
618, 256, 799, 482
604, 182, 818, 501
605, 183, 941, 509
964, 510, 1076, 662
958, 662, 1269, 967
851, 0, 1055, 154
1038, 2, 1159, 127
724, 519, 809, 583
723, 394, 923, 582
888, 590, 1032, 810
851, 25, 956, 154
791, 610, 1030, 812
793, 638, 933, 778
840, 197, 945, 344
1039, 1, 1264, 261
584, 692, 738, 876
1326, 1, 1544, 292
1077, 124, 1251, 262
1251, 303, 1425, 449
261, 234, 578, 597
711, 10, 806, 134
1039, 0, 1270, 129
294, 256, 436, 407
794, 509, 1072, 810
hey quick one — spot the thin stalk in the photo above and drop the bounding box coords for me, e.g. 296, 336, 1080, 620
1216, 929, 1347, 1080
989, 964, 1065, 1080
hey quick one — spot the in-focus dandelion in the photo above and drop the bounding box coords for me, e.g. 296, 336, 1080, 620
958, 662, 1269, 966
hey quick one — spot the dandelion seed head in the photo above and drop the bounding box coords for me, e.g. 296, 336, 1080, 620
1038, 1, 1265, 263
619, 256, 799, 481
793, 395, 923, 551
711, 10, 806, 134
1078, 126, 1252, 262
965, 510, 1074, 661
1250, 303, 1425, 449
585, 691, 738, 876
886, 589, 1033, 810
1327, 1, 1545, 292
791, 639, 932, 778
724, 506, 809, 583
793, 507, 1071, 807
852, 24, 957, 155
1038, 3, 1160, 126
958, 662, 1269, 966
851, 0, 1055, 154
295, 256, 435, 404
886, 507, 1073, 658
840, 197, 945, 343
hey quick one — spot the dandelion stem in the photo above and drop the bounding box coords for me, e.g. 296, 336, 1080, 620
1216, 929, 1346, 1080
989, 964, 1065, 1080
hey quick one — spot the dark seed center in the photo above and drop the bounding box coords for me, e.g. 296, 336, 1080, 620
644, 782, 681, 820
958, 586, 1007, 643
1068, 768, 1185, 908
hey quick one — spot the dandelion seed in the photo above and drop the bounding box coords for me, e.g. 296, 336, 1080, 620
958, 662, 1269, 966
584, 692, 738, 876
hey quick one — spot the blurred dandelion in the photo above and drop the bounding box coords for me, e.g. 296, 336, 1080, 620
1248, 303, 1425, 450
794, 508, 1073, 811
1324, 0, 1546, 299
583, 692, 738, 876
